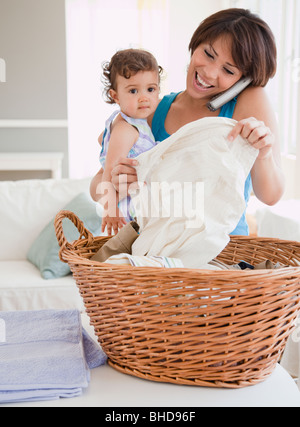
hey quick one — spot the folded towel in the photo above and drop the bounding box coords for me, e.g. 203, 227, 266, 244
0, 309, 107, 404
104, 253, 184, 268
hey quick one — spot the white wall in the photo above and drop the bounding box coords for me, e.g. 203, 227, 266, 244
1, 0, 298, 199
167, 0, 224, 94
0, 0, 69, 179
281, 155, 297, 200
0, 0, 224, 181
65, 0, 225, 179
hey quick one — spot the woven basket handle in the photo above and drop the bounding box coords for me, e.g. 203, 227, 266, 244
54, 210, 93, 262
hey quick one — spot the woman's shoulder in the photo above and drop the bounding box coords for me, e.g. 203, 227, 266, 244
234, 86, 270, 120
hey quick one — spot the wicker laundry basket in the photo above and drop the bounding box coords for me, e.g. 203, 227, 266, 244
55, 210, 300, 388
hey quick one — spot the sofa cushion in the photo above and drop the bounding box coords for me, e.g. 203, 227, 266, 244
27, 192, 103, 279
0, 261, 83, 311
0, 178, 91, 261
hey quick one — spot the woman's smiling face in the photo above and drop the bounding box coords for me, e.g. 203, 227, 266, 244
186, 35, 243, 102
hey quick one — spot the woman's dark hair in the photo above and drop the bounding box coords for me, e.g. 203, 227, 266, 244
102, 48, 163, 104
189, 8, 277, 87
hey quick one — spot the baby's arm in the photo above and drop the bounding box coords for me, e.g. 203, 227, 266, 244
99, 116, 139, 235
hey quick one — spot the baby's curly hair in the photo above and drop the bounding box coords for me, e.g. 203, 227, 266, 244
102, 48, 163, 104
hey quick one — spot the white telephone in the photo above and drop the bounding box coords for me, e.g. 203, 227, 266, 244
206, 76, 252, 112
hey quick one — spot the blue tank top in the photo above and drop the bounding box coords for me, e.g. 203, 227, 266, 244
152, 92, 252, 236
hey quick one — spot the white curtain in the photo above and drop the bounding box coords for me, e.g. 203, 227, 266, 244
223, 0, 300, 156
65, 0, 170, 179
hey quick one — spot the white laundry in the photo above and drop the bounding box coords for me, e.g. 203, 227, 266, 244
104, 253, 184, 268
130, 117, 258, 269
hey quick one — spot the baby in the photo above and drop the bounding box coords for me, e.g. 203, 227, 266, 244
98, 49, 163, 235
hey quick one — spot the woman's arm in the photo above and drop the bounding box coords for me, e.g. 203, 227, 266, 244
90, 158, 139, 202
110, 158, 139, 199
229, 86, 285, 205
90, 168, 104, 202
90, 130, 105, 202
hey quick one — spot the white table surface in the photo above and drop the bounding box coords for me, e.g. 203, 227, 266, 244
4, 362, 296, 408
2, 314, 300, 408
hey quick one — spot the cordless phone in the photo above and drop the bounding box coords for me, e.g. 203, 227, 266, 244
206, 76, 252, 112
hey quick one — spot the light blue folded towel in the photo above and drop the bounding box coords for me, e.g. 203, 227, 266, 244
0, 309, 107, 404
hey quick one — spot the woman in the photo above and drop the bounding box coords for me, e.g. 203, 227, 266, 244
91, 8, 285, 236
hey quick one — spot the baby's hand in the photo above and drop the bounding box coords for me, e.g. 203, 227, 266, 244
101, 209, 127, 236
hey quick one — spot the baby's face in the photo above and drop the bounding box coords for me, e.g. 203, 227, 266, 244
109, 70, 160, 119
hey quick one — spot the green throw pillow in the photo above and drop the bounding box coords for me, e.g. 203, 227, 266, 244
27, 192, 102, 279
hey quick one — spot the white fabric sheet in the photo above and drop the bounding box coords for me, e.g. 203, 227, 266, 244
131, 117, 258, 268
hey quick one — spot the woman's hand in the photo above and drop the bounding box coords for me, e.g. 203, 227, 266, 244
227, 117, 275, 160
111, 158, 139, 200
227, 114, 284, 205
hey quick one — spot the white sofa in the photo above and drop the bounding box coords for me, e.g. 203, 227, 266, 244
0, 177, 101, 312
